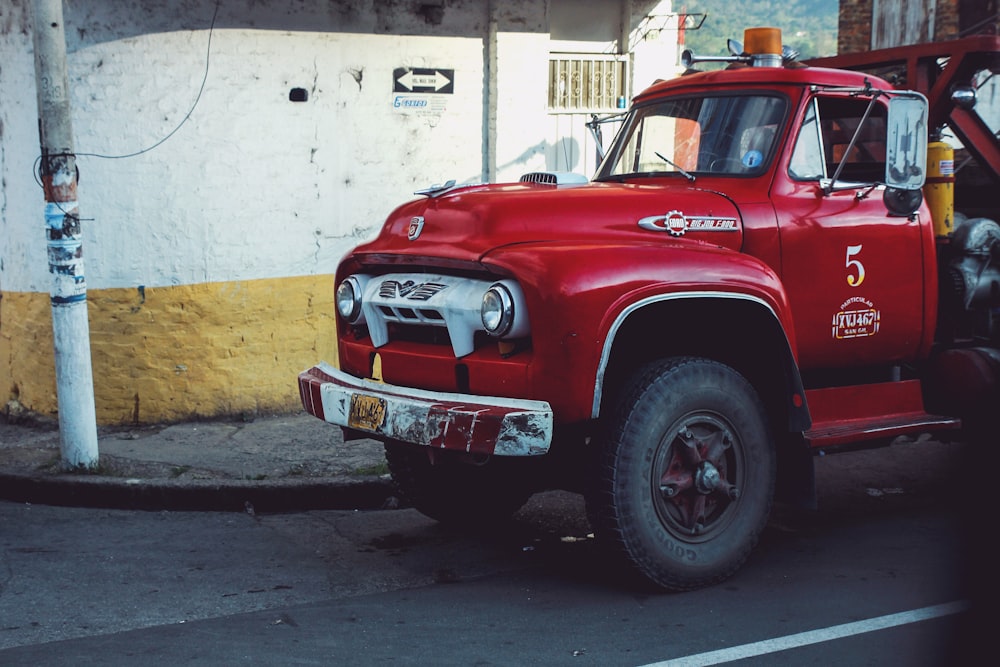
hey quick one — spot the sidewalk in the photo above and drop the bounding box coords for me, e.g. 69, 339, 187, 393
0, 412, 395, 512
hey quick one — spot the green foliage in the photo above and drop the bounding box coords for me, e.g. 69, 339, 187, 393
678, 0, 838, 60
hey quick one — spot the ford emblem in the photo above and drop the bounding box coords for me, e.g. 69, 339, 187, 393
408, 216, 425, 241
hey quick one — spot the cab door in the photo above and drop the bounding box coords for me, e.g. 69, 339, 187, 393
771, 93, 930, 371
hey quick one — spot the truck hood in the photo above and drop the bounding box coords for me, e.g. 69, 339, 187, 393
352, 181, 744, 264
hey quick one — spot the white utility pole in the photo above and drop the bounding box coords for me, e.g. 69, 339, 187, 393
31, 0, 99, 469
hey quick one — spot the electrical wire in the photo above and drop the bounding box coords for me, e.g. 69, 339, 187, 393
34, 0, 220, 188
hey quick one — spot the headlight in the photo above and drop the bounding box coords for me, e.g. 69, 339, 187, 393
481, 284, 515, 336
336, 277, 364, 324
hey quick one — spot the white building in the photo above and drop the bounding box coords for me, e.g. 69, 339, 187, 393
0, 0, 679, 424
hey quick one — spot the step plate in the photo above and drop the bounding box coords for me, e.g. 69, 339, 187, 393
804, 413, 961, 448
803, 380, 961, 448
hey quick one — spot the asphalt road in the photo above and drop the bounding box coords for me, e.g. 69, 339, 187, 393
0, 437, 987, 666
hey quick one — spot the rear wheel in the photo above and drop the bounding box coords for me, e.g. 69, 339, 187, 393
384, 441, 534, 526
587, 356, 776, 591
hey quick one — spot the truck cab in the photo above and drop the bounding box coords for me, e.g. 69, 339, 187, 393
299, 28, 1000, 591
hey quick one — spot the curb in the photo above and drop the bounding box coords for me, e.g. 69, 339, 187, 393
0, 472, 397, 513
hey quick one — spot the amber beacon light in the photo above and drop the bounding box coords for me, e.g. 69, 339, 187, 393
680, 26, 793, 69
743, 27, 783, 66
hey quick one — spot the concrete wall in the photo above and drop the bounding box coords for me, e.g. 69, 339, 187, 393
0, 0, 673, 424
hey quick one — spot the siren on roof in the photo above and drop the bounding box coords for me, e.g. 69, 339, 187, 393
680, 27, 800, 70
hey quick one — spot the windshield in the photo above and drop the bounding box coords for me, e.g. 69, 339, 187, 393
596, 94, 787, 180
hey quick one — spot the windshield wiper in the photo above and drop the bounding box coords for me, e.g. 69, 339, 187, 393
594, 172, 676, 183
655, 151, 696, 182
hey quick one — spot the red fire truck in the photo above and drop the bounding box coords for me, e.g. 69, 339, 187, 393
299, 28, 1000, 590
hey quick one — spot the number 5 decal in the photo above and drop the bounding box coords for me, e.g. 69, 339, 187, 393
846, 244, 865, 287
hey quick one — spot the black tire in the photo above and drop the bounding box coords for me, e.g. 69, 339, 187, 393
384, 440, 534, 526
586, 356, 776, 591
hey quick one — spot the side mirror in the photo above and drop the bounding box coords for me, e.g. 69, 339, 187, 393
885, 94, 928, 192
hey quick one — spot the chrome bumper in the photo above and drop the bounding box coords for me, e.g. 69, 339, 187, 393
298, 362, 552, 456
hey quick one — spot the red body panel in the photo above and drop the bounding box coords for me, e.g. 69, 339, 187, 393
769, 104, 938, 368
803, 381, 959, 448
339, 241, 792, 426
358, 182, 746, 263
484, 241, 794, 422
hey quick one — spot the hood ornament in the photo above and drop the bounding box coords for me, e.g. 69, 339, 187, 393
414, 179, 457, 198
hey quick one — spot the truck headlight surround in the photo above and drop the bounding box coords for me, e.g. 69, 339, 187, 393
481, 284, 515, 336
336, 276, 365, 324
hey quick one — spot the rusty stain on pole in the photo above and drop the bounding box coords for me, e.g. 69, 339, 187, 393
32, 0, 99, 469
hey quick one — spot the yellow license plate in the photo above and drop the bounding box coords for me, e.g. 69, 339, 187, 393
349, 394, 386, 431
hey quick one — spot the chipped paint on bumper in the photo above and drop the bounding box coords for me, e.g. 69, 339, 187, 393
298, 362, 552, 456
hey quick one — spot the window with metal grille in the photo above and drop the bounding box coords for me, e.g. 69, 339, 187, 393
548, 54, 629, 113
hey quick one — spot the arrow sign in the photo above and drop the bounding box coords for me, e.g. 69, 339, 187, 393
393, 67, 454, 94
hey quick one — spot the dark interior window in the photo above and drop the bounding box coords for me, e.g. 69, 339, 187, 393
790, 96, 887, 183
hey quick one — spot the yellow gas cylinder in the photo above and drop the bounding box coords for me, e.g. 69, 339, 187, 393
925, 140, 955, 236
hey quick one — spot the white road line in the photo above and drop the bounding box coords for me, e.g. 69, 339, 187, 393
641, 600, 971, 667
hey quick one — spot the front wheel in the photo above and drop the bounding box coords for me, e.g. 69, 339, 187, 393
586, 357, 776, 591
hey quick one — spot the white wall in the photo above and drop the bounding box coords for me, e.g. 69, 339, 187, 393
0, 3, 42, 294
2, 0, 678, 292
492, 1, 551, 182
2, 1, 492, 293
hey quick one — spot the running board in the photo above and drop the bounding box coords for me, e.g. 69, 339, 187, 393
803, 380, 961, 449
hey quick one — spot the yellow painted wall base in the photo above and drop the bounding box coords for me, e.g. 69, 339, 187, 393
0, 275, 339, 424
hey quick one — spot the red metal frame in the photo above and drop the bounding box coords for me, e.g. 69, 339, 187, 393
808, 36, 1000, 183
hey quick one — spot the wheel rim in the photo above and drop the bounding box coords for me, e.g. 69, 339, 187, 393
650, 411, 746, 543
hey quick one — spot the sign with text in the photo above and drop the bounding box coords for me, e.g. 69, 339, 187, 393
390, 93, 448, 114
393, 68, 454, 94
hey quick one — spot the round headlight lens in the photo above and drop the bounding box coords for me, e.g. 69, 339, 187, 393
481, 284, 514, 336
336, 278, 362, 323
